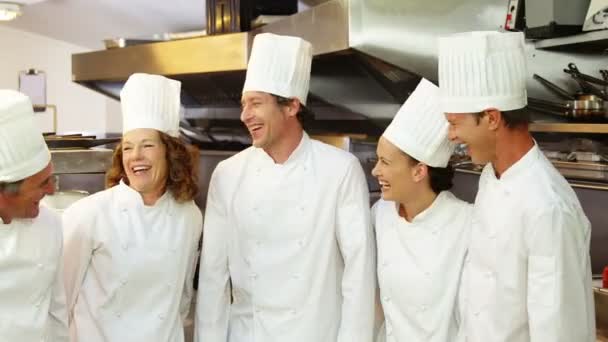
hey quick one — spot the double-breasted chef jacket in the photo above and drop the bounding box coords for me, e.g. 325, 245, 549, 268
461, 144, 595, 342
196, 132, 377, 342
62, 181, 203, 342
373, 191, 471, 342
0, 206, 69, 342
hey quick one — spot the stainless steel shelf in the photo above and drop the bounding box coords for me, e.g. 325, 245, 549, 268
529, 123, 608, 134
533, 29, 608, 50
51, 149, 113, 174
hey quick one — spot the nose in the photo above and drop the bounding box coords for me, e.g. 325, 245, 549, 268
447, 126, 460, 143
371, 160, 380, 178
132, 145, 144, 160
240, 105, 253, 123
44, 176, 56, 196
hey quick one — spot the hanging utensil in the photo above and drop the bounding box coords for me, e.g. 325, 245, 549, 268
564, 63, 608, 101
533, 74, 576, 100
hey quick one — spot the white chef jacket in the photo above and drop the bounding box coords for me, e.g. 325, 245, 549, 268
463, 143, 595, 342
0, 206, 69, 342
62, 181, 203, 342
195, 132, 376, 342
373, 191, 471, 342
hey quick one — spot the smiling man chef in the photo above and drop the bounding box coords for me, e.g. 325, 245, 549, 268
439, 31, 595, 342
195, 33, 376, 342
0, 90, 69, 341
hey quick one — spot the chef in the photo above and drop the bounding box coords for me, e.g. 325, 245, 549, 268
439, 31, 595, 341
195, 33, 376, 342
371, 79, 471, 342
62, 73, 203, 342
0, 90, 69, 341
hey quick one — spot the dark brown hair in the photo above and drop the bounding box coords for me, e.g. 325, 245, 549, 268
273, 95, 315, 128
474, 107, 531, 128
106, 132, 200, 203
408, 157, 455, 195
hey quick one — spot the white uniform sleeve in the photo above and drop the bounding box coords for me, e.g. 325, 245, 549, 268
180, 207, 203, 321
61, 204, 95, 334
525, 205, 595, 342
195, 167, 231, 342
335, 157, 376, 342
46, 223, 69, 342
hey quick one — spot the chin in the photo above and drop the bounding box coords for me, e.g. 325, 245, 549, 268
380, 191, 394, 201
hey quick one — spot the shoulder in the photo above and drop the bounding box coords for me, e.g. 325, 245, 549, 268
36, 205, 62, 234
62, 187, 115, 221
215, 147, 254, 173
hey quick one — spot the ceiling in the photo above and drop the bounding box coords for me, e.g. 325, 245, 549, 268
4, 0, 321, 49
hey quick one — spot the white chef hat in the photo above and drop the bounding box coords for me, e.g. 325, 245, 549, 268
242, 33, 312, 106
0, 90, 50, 183
382, 79, 455, 168
120, 73, 181, 137
438, 31, 528, 113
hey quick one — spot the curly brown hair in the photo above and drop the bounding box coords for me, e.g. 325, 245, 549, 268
106, 132, 200, 203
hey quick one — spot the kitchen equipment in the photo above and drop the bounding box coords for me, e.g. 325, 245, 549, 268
504, 0, 525, 31
205, 0, 298, 34
583, 0, 608, 31
528, 96, 608, 121
44, 134, 119, 149
530, 71, 608, 121
563, 63, 608, 101
525, 0, 591, 38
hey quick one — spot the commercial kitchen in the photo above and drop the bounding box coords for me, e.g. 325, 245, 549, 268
1, 0, 608, 341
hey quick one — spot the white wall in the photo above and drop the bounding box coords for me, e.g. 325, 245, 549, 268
0, 25, 120, 135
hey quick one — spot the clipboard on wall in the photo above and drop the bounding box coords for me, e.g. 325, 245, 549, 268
18, 69, 46, 112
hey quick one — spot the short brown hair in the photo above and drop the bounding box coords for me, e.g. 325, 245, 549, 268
273, 95, 315, 128
473, 107, 531, 128
106, 132, 200, 203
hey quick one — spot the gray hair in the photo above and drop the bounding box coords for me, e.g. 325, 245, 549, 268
0, 180, 24, 195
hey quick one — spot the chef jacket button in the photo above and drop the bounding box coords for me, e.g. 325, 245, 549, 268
158, 314, 165, 320
121, 279, 127, 286
383, 296, 391, 303
424, 271, 431, 277
37, 263, 44, 268
297, 240, 304, 247
116, 312, 121, 318
122, 243, 128, 250
250, 273, 258, 279
291, 273, 300, 280
35, 301, 41, 307
382, 261, 389, 267
432, 230, 439, 235
485, 271, 494, 279
474, 311, 480, 317
255, 308, 261, 313
255, 240, 262, 247
290, 309, 297, 315
253, 207, 259, 212
419, 305, 428, 312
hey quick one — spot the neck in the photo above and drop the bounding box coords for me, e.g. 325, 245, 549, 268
265, 127, 304, 164
397, 187, 438, 222
491, 125, 535, 177
0, 211, 11, 225
139, 186, 166, 206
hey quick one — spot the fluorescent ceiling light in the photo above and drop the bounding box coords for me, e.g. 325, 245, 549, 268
0, 2, 22, 21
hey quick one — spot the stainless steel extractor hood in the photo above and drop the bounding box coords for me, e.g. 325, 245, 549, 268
72, 0, 608, 134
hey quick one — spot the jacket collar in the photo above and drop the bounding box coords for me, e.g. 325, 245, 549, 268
255, 131, 311, 167
483, 142, 541, 187
114, 180, 171, 209
391, 191, 455, 227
